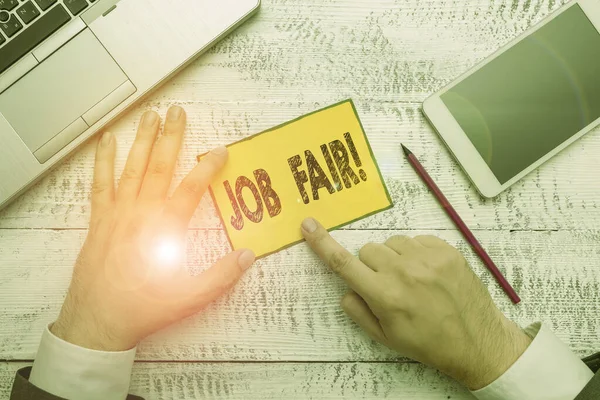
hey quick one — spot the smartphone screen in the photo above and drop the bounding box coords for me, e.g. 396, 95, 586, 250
441, 4, 600, 184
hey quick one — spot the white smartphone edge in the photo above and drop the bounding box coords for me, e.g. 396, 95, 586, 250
422, 0, 600, 198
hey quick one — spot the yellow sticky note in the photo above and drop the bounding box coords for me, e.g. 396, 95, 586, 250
202, 100, 393, 258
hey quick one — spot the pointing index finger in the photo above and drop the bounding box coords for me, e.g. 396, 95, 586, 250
301, 218, 377, 297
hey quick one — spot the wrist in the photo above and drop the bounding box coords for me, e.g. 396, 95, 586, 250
51, 320, 116, 352
52, 306, 135, 352
460, 317, 532, 390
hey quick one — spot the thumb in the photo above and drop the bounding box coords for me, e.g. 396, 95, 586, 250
187, 249, 255, 311
341, 291, 387, 345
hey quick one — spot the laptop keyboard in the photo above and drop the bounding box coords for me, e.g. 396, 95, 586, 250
0, 0, 97, 74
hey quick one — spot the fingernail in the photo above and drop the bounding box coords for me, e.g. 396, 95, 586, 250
238, 250, 256, 271
142, 111, 159, 128
302, 218, 318, 234
167, 106, 184, 121
211, 146, 228, 155
101, 131, 112, 147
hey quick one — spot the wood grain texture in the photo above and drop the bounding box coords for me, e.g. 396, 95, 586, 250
1, 0, 599, 231
0, 362, 474, 400
1, 0, 599, 398
1, 229, 599, 361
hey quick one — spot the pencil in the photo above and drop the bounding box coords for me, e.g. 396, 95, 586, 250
401, 144, 521, 304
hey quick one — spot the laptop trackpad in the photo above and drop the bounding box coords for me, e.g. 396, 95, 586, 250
0, 29, 128, 153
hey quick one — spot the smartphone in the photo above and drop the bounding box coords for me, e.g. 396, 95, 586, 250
423, 0, 600, 198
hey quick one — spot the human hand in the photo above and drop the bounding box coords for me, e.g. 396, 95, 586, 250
301, 218, 531, 390
52, 106, 255, 352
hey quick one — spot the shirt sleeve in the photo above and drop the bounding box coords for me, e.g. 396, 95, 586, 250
472, 322, 594, 400
28, 325, 136, 400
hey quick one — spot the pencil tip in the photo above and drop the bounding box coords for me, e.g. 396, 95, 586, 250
401, 144, 412, 156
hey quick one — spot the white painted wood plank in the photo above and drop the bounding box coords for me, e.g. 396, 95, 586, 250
0, 101, 598, 231
146, 0, 574, 105
1, 0, 598, 230
0, 361, 475, 400
1, 1, 596, 399
1, 229, 598, 361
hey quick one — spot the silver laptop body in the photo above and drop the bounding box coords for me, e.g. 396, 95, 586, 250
0, 0, 260, 209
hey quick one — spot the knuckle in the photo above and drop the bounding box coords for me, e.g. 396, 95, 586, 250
121, 167, 142, 182
415, 234, 435, 241
149, 160, 170, 176
212, 270, 241, 296
180, 179, 202, 197
327, 251, 353, 274
358, 242, 378, 262
91, 181, 111, 196
308, 229, 328, 246
214, 278, 235, 294
394, 234, 411, 242
163, 123, 185, 137
414, 267, 437, 285
415, 235, 447, 247
385, 235, 410, 247
340, 292, 357, 310
379, 287, 402, 308
411, 235, 424, 243
426, 252, 454, 273
162, 127, 179, 137
124, 217, 144, 238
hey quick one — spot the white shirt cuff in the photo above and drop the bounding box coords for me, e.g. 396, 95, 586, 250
29, 324, 136, 400
472, 322, 594, 400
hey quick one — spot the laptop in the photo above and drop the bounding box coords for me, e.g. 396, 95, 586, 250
0, 0, 260, 209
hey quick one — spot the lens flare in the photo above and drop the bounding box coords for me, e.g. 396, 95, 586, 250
154, 238, 184, 266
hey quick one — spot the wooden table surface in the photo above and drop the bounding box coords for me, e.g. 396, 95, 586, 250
1, 0, 599, 398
